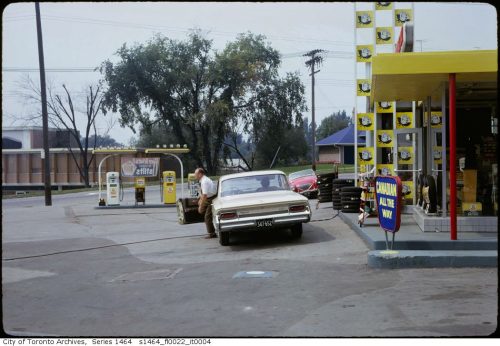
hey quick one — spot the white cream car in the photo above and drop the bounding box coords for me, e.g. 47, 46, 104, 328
212, 170, 311, 246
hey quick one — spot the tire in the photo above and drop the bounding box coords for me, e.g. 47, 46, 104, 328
333, 204, 343, 210
316, 172, 337, 179
318, 179, 334, 186
342, 203, 360, 209
333, 181, 354, 186
341, 195, 361, 200
333, 179, 355, 185
426, 175, 438, 213
341, 198, 361, 203
290, 223, 303, 239
341, 187, 362, 193
177, 200, 186, 225
340, 192, 362, 197
219, 231, 230, 246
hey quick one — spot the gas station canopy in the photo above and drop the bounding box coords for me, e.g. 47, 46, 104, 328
144, 148, 190, 154
371, 50, 498, 101
92, 148, 190, 155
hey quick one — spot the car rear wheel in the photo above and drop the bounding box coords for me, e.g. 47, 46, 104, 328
290, 223, 303, 239
219, 231, 230, 246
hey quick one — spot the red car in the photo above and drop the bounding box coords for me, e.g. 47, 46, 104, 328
289, 169, 318, 199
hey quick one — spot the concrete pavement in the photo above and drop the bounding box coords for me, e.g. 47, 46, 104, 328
2, 188, 498, 337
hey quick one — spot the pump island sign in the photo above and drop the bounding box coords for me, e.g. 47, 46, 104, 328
121, 157, 160, 177
375, 176, 403, 233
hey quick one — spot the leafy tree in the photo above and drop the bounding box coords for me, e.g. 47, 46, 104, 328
316, 110, 352, 141
100, 31, 306, 174
255, 124, 308, 168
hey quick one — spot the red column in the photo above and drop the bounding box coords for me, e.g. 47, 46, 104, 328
449, 73, 457, 240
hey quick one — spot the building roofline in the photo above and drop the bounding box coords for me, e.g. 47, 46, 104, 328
2, 126, 60, 132
2, 148, 84, 153
316, 143, 366, 146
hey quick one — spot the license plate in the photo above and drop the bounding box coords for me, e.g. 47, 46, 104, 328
256, 219, 274, 227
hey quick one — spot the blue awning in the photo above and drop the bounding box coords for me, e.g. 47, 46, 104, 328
316, 124, 366, 146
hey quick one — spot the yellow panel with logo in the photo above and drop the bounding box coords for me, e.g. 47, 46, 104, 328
163, 171, 176, 204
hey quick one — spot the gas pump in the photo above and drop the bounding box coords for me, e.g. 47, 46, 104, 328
187, 173, 200, 198
135, 177, 146, 205
162, 171, 176, 204
106, 172, 121, 206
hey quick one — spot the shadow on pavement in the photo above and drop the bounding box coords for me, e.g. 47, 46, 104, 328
226, 223, 335, 250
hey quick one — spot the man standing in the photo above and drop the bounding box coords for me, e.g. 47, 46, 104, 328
194, 168, 217, 239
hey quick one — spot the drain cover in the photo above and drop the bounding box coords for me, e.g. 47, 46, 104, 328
232, 271, 277, 279
110, 268, 182, 283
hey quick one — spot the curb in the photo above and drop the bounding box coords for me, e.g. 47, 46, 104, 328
339, 211, 498, 268
94, 204, 177, 209
368, 250, 498, 269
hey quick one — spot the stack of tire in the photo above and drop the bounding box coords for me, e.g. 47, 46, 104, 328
332, 179, 355, 210
340, 186, 363, 213
316, 172, 338, 203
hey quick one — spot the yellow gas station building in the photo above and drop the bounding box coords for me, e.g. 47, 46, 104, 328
369, 49, 497, 238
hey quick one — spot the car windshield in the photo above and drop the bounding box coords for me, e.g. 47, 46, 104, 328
289, 169, 315, 180
220, 174, 290, 197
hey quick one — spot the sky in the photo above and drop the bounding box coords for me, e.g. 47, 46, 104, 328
2, 2, 497, 145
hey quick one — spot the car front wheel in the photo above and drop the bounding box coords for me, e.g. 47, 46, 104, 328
219, 231, 230, 246
290, 223, 303, 239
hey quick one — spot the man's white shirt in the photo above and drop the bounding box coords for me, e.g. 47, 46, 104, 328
200, 175, 217, 198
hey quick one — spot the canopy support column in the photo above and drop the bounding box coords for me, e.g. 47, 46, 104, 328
449, 73, 457, 240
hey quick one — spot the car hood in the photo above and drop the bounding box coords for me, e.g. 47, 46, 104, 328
289, 175, 316, 186
213, 190, 308, 211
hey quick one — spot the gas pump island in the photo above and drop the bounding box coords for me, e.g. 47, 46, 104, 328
93, 147, 190, 208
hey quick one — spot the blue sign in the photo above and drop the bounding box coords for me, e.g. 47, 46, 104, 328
375, 176, 403, 233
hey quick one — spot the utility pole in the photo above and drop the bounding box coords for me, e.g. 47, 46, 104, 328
304, 49, 325, 171
35, 2, 52, 206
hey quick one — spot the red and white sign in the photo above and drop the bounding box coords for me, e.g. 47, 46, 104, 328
395, 22, 414, 53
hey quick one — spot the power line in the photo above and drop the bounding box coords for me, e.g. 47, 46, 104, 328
4, 14, 355, 47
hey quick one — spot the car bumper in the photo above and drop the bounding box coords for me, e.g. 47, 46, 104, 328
215, 211, 311, 232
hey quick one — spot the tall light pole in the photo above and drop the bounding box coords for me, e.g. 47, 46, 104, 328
304, 49, 325, 171
35, 2, 52, 206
